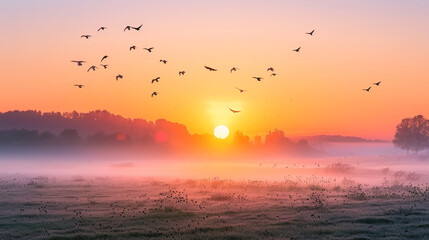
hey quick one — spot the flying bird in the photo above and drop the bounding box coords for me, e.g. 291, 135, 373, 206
293, 47, 301, 52
267, 67, 275, 72
204, 66, 217, 71
229, 108, 241, 113
81, 35, 91, 39
132, 24, 142, 31
160, 60, 167, 64
74, 84, 84, 88
362, 87, 371, 92
143, 47, 153, 52
253, 77, 263, 81
235, 87, 246, 93
179, 71, 186, 76
151, 92, 158, 97
87, 66, 97, 72
101, 55, 108, 62
373, 81, 382, 86
116, 74, 123, 81
271, 73, 277, 77
100, 64, 108, 69
151, 77, 160, 83
124, 26, 131, 31
71, 60, 86, 66
130, 45, 136, 51
230, 67, 239, 73
97, 27, 107, 31
306, 30, 315, 36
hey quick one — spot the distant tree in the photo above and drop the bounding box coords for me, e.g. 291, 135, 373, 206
59, 129, 81, 145
393, 115, 429, 154
233, 131, 251, 148
0, 129, 57, 147
39, 131, 57, 145
87, 132, 110, 145
265, 129, 291, 147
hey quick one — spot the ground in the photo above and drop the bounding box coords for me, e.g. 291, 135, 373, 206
0, 176, 428, 240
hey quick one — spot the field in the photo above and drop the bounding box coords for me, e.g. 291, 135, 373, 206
1, 174, 428, 240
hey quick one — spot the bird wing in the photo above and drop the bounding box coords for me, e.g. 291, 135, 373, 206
205, 66, 216, 71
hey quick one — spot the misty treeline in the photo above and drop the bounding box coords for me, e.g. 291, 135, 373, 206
0, 110, 313, 155
393, 115, 429, 154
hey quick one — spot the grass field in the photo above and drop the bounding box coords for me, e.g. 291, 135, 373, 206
0, 175, 428, 240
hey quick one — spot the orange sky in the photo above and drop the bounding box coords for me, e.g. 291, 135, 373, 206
1, 1, 428, 140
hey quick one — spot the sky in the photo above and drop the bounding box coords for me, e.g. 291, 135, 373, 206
0, 0, 428, 140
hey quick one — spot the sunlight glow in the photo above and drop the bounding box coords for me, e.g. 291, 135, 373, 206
214, 125, 229, 139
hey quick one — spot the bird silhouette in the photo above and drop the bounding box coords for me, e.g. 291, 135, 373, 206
373, 81, 381, 86
230, 67, 239, 73
116, 74, 123, 81
179, 71, 186, 76
204, 66, 217, 71
229, 108, 241, 113
81, 35, 91, 39
74, 84, 84, 88
253, 77, 263, 81
124, 26, 131, 31
71, 60, 86, 66
144, 47, 154, 52
97, 27, 107, 31
293, 47, 301, 52
151, 77, 160, 83
267, 67, 275, 72
160, 60, 168, 64
271, 73, 277, 77
362, 87, 371, 92
130, 46, 136, 51
132, 24, 143, 31
306, 30, 315, 36
151, 92, 158, 97
100, 64, 108, 69
101, 55, 108, 62
87, 66, 97, 72
235, 87, 246, 93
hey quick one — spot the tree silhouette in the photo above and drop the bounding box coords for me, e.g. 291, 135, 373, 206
59, 129, 81, 145
393, 115, 429, 154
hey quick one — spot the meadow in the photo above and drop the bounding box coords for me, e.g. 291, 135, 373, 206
0, 170, 428, 240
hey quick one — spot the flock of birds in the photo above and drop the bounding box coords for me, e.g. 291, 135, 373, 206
71, 25, 382, 114
69, 25, 329, 113
362, 81, 382, 92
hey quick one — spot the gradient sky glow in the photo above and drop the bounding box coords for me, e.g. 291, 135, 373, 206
1, 0, 428, 140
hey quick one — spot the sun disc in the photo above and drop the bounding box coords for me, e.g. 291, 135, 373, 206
214, 125, 229, 139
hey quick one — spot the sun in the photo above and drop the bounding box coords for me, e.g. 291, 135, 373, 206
214, 125, 229, 139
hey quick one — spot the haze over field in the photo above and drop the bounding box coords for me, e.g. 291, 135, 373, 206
1, 0, 429, 239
